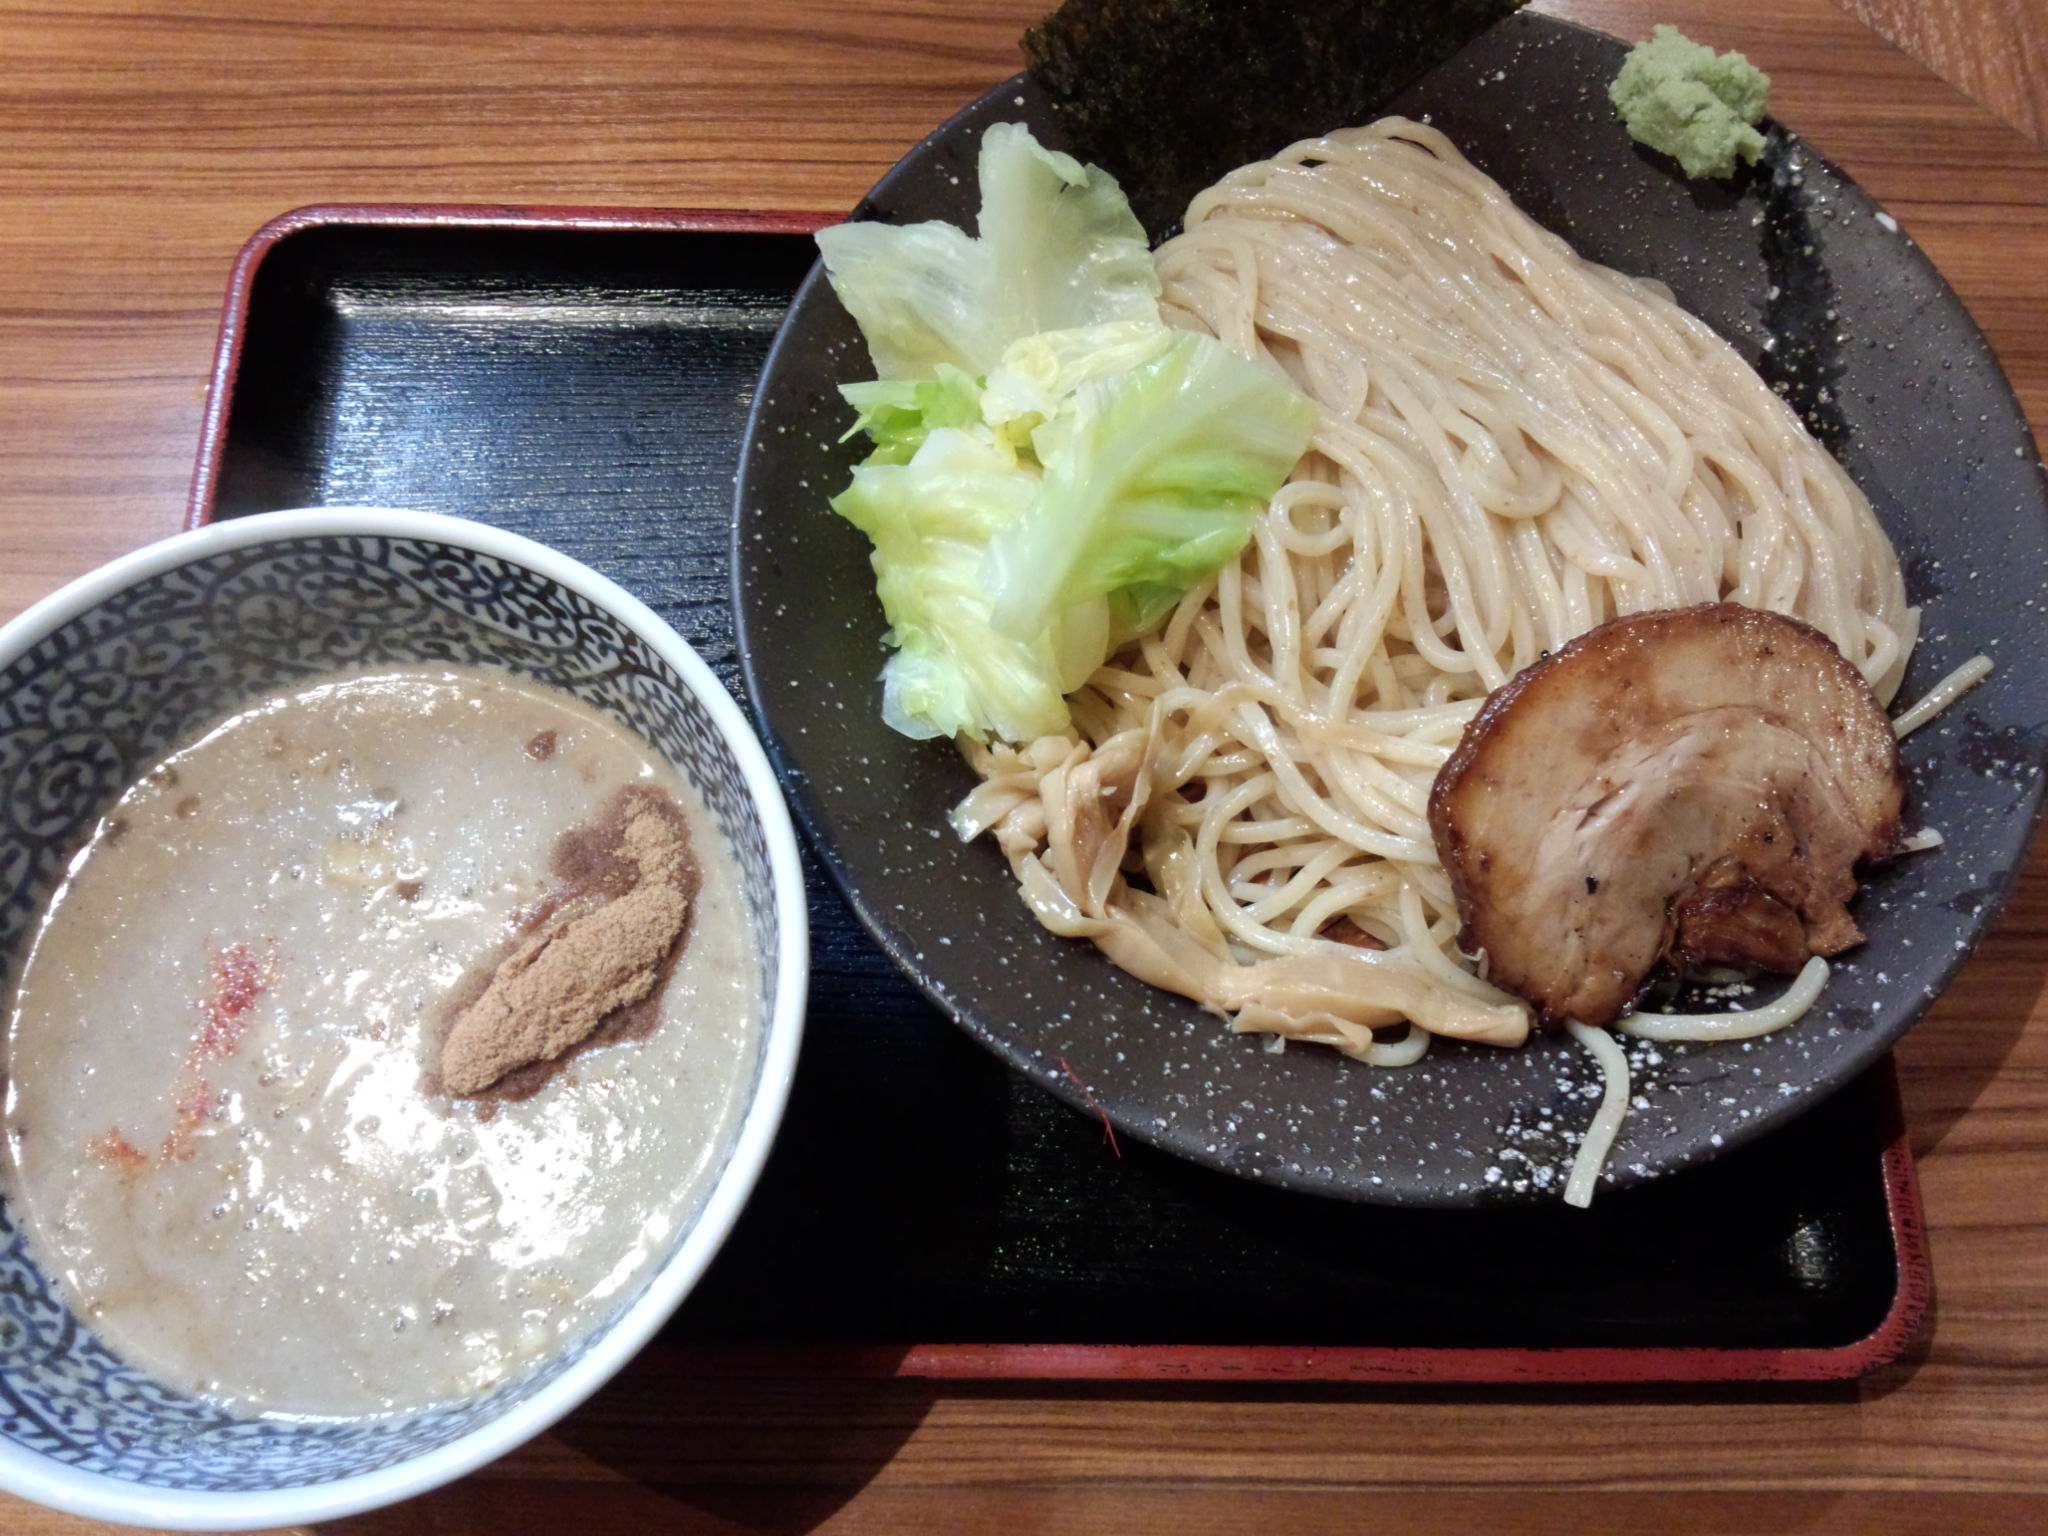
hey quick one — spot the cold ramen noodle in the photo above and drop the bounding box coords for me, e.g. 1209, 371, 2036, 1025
2, 666, 758, 1416
818, 120, 1987, 1204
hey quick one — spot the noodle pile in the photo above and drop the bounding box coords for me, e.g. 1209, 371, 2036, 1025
955, 120, 1914, 1083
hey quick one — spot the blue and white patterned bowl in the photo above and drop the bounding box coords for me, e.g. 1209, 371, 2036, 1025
0, 508, 808, 1528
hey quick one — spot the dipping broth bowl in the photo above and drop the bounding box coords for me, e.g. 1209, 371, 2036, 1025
0, 507, 808, 1528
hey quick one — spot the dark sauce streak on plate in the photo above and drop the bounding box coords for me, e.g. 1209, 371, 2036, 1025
1758, 125, 1853, 455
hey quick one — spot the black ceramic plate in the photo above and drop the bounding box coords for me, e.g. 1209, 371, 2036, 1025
733, 13, 2048, 1206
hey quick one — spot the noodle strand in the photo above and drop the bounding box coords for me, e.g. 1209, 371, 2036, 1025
967, 120, 1912, 1095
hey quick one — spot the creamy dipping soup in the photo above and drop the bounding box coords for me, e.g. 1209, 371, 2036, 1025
2, 665, 758, 1418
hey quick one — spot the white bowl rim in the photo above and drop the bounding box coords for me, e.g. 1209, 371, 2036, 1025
0, 507, 810, 1529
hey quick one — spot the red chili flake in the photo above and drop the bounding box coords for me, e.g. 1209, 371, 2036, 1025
194, 941, 274, 1064
1057, 1055, 1121, 1159
160, 1075, 219, 1163
87, 1129, 149, 1172
83, 941, 278, 1169
161, 939, 277, 1163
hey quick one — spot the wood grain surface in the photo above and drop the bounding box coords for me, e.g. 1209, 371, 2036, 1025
1837, 0, 2047, 145
1, 1, 2046, 1532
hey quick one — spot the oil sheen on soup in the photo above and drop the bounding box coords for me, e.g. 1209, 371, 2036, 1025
2, 665, 758, 1418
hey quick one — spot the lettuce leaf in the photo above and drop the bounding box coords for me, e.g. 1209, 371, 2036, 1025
973, 124, 1161, 345
984, 331, 1317, 645
979, 320, 1173, 459
838, 366, 985, 466
830, 427, 1070, 743
819, 123, 1316, 743
817, 123, 1158, 380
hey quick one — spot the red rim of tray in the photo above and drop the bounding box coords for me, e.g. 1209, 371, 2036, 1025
187, 202, 1933, 1385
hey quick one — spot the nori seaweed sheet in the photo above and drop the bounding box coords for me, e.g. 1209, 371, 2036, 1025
1023, 0, 1529, 237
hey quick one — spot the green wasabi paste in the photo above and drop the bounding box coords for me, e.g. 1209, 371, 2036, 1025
1609, 24, 1771, 180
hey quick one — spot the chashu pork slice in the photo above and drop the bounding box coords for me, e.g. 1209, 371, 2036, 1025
1427, 603, 1904, 1028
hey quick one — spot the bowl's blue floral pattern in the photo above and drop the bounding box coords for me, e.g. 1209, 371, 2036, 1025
0, 536, 781, 1490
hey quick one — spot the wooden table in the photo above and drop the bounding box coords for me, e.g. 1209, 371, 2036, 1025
2, 1, 2045, 1530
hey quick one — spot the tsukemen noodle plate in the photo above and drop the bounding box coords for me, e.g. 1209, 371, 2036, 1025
733, 14, 2048, 1206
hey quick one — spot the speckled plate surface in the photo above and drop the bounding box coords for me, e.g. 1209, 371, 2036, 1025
732, 13, 2048, 1206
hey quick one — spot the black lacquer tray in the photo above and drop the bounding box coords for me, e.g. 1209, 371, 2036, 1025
191, 208, 1926, 1381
